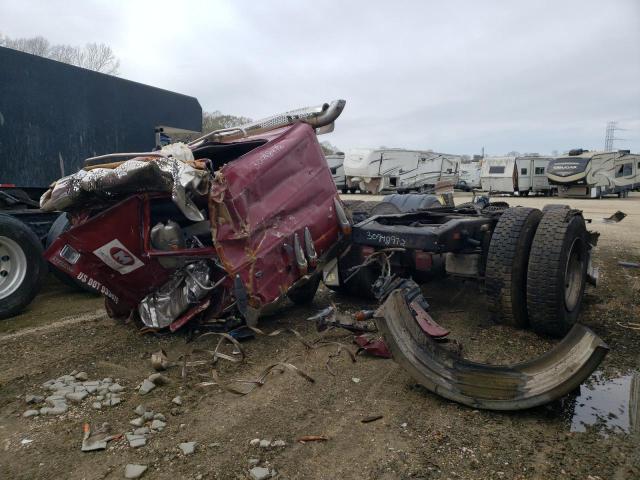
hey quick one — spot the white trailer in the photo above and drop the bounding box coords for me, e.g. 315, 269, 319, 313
344, 148, 460, 194
481, 156, 552, 195
481, 156, 517, 194
325, 152, 347, 193
547, 149, 640, 198
458, 162, 481, 190
397, 152, 460, 193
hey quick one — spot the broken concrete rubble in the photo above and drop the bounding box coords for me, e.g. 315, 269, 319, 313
249, 466, 273, 480
178, 442, 197, 455
124, 464, 148, 479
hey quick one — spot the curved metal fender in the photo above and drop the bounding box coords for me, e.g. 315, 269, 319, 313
375, 290, 609, 410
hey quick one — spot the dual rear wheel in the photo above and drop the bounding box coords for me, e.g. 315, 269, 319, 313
485, 206, 589, 337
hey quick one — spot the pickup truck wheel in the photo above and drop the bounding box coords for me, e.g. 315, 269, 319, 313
0, 214, 47, 319
287, 273, 321, 305
527, 209, 588, 337
485, 207, 543, 328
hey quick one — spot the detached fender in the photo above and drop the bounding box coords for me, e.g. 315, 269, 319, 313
375, 290, 609, 410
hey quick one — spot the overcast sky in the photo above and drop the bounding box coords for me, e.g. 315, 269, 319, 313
2, 0, 639, 155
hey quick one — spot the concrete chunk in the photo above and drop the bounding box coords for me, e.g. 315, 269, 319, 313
150, 419, 166, 432
124, 463, 149, 478
74, 371, 89, 381
129, 417, 144, 427
25, 394, 44, 404
171, 396, 182, 406
138, 380, 155, 395
249, 467, 272, 480
23, 409, 40, 417
40, 405, 68, 415
124, 464, 148, 479
126, 434, 147, 448
153, 413, 166, 421
178, 442, 197, 455
108, 383, 124, 393
133, 427, 150, 435
92, 402, 102, 410
105, 396, 121, 407
66, 391, 89, 403
134, 404, 146, 416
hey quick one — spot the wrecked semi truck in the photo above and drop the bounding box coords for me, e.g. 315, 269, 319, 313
0, 46, 202, 319
42, 100, 607, 410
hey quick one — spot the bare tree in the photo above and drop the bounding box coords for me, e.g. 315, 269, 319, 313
202, 111, 252, 133
0, 33, 120, 75
75, 43, 120, 75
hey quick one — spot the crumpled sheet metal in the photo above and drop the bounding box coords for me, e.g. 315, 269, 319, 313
209, 122, 341, 307
40, 143, 209, 221
138, 261, 214, 329
376, 289, 609, 410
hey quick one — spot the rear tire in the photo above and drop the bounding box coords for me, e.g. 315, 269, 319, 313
542, 204, 570, 213
485, 207, 543, 328
527, 209, 589, 337
0, 214, 47, 319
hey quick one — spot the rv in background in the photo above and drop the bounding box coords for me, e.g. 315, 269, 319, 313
480, 155, 553, 195
325, 152, 347, 193
547, 149, 640, 198
457, 162, 481, 191
344, 148, 460, 194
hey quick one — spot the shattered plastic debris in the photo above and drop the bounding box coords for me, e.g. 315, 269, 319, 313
602, 210, 627, 223
297, 435, 328, 443
353, 334, 392, 358
618, 261, 640, 269
81, 423, 119, 452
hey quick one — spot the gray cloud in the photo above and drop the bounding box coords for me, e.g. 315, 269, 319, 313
2, 0, 639, 154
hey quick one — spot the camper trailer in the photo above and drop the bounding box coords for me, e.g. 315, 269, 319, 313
457, 162, 482, 190
344, 148, 460, 194
481, 156, 552, 195
547, 149, 640, 198
325, 152, 347, 193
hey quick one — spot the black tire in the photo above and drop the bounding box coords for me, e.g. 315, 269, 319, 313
287, 273, 321, 305
370, 202, 402, 215
0, 214, 47, 319
46, 214, 95, 292
485, 207, 543, 328
527, 209, 589, 337
349, 188, 357, 194
542, 204, 570, 213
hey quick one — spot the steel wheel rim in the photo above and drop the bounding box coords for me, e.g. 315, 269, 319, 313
0, 236, 28, 300
564, 238, 584, 312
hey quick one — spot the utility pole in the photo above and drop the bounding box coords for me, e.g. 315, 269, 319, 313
604, 121, 626, 152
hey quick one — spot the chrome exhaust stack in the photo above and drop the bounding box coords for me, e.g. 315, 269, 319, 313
189, 99, 346, 147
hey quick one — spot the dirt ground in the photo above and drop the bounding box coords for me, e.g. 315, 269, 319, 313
1, 193, 639, 480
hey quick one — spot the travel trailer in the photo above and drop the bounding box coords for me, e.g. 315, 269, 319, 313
457, 162, 482, 190
344, 148, 460, 194
480, 155, 552, 195
547, 149, 640, 198
325, 152, 347, 193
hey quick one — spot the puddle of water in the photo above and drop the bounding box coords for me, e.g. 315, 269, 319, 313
569, 370, 639, 434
